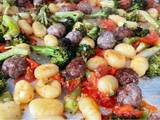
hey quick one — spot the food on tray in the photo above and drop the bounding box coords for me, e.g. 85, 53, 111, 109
0, 0, 159, 120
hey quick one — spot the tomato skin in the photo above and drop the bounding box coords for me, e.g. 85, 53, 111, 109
139, 32, 159, 45
0, 45, 6, 52
113, 104, 143, 118
95, 65, 117, 78
66, 79, 81, 93
26, 58, 39, 69
95, 48, 104, 57
100, 19, 117, 32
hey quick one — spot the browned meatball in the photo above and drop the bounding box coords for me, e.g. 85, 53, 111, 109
65, 31, 83, 44
115, 68, 139, 86
118, 0, 132, 10
148, 112, 160, 120
62, 57, 86, 80
115, 27, 134, 41
2, 56, 28, 78
47, 23, 66, 38
77, 1, 92, 14
97, 31, 116, 49
117, 83, 142, 108
59, 4, 77, 12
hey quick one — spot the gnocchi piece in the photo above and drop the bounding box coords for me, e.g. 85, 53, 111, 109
35, 80, 61, 99
148, 8, 159, 19
109, 15, 126, 27
14, 80, 34, 104
32, 21, 47, 38
78, 97, 101, 120
18, 19, 33, 35
44, 34, 59, 47
125, 21, 138, 29
104, 50, 126, 68
0, 101, 21, 120
97, 75, 118, 96
130, 56, 149, 77
8, 6, 19, 15
117, 9, 127, 17
29, 98, 64, 118
80, 37, 95, 48
87, 56, 107, 71
114, 43, 136, 58
34, 64, 59, 80
49, 3, 60, 13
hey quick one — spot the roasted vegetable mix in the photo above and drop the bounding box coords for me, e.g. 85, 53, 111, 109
0, 0, 159, 120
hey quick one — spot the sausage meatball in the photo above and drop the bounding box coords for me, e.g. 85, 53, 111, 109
118, 0, 132, 10
65, 31, 83, 44
117, 83, 142, 108
97, 31, 116, 49
115, 27, 134, 41
2, 56, 28, 78
62, 57, 86, 80
77, 1, 92, 14
148, 112, 160, 120
115, 68, 139, 86
47, 23, 66, 38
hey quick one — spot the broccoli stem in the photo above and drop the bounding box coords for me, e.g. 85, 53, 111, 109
0, 46, 30, 61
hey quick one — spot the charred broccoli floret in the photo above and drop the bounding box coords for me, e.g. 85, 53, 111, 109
77, 44, 95, 61
89, 7, 117, 18
147, 55, 160, 77
126, 10, 139, 22
134, 27, 149, 37
32, 46, 73, 69
129, 0, 147, 11
9, 33, 30, 46
54, 11, 84, 22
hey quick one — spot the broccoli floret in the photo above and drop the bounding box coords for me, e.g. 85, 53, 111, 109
0, 72, 8, 94
3, 15, 20, 40
134, 27, 149, 37
64, 86, 81, 114
0, 91, 12, 102
32, 46, 73, 69
129, 0, 147, 11
77, 44, 95, 61
36, 5, 53, 26
123, 37, 139, 44
9, 33, 30, 46
54, 11, 84, 22
0, 44, 30, 61
109, 114, 125, 120
147, 55, 160, 77
87, 26, 100, 40
126, 10, 139, 22
89, 7, 117, 18
73, 22, 86, 36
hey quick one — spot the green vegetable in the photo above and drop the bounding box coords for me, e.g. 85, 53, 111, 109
89, 7, 117, 18
32, 46, 72, 69
129, 0, 147, 11
54, 11, 84, 22
77, 44, 95, 62
3, 15, 20, 40
0, 73, 8, 94
36, 5, 53, 26
109, 114, 125, 120
139, 10, 159, 29
147, 54, 160, 77
134, 27, 149, 37
126, 10, 139, 22
138, 46, 160, 58
123, 37, 139, 44
73, 22, 86, 36
0, 45, 30, 61
0, 91, 12, 102
139, 110, 149, 120
9, 33, 30, 46
87, 26, 100, 40
64, 86, 81, 114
